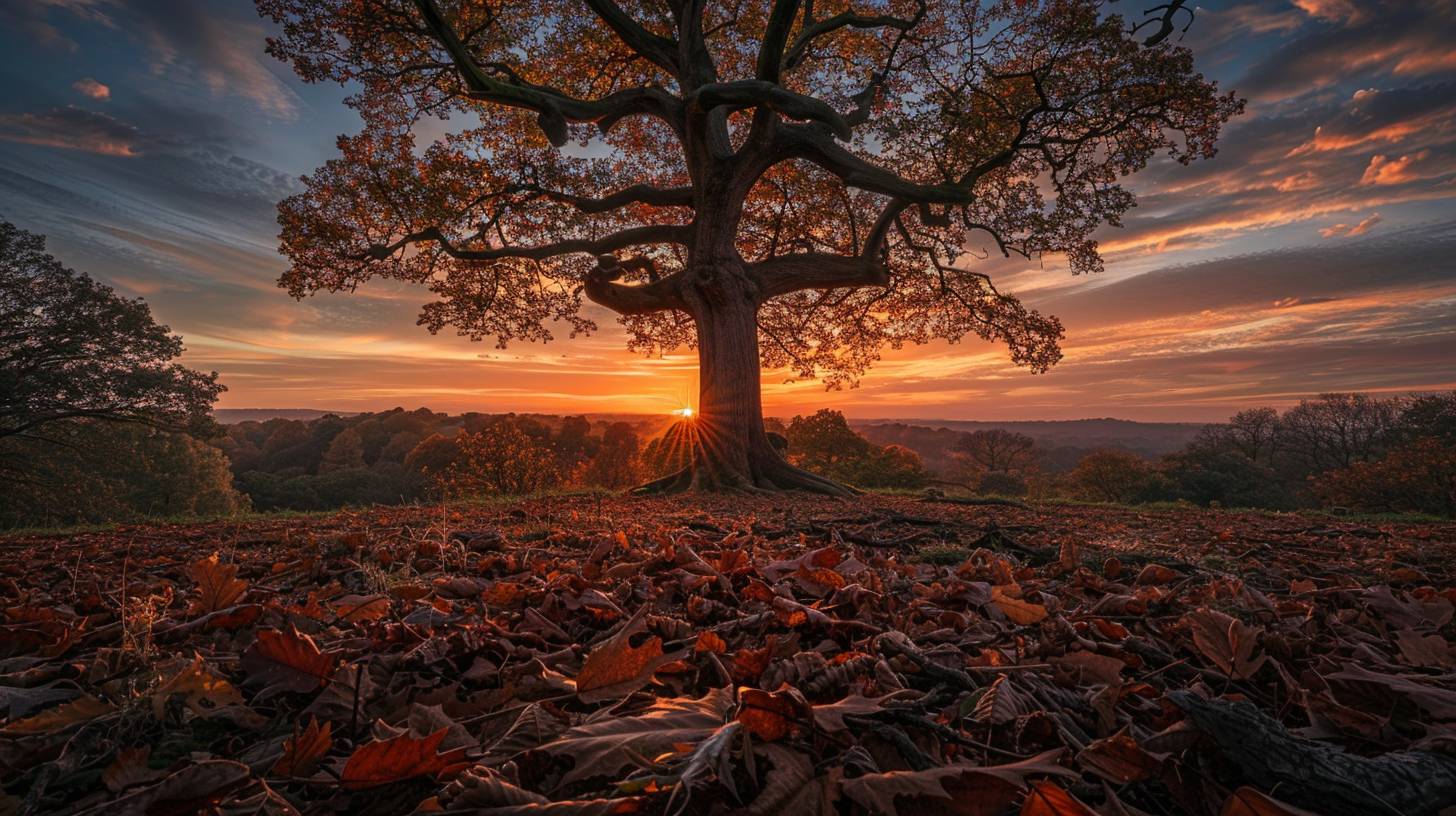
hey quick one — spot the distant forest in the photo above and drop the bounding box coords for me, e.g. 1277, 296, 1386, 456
4, 393, 1452, 528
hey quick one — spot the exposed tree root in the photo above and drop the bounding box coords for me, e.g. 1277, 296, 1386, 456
1169, 690, 1456, 816
631, 457, 855, 497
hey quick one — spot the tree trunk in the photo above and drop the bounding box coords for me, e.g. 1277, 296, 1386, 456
633, 265, 853, 496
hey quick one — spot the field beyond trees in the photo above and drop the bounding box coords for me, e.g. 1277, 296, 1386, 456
4, 494, 1454, 814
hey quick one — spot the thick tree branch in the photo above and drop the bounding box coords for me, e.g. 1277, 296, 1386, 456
750, 198, 908, 298
583, 266, 685, 316
583, 0, 682, 76
756, 0, 802, 83
692, 81, 851, 140
412, 0, 682, 144
530, 184, 696, 214
775, 124, 972, 203
357, 224, 692, 264
782, 5, 923, 72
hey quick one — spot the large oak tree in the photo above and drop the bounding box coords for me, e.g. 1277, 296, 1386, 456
259, 0, 1239, 493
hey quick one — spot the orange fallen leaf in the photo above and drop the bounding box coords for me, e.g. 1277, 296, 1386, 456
1220, 786, 1321, 815
695, 630, 727, 654
575, 607, 679, 703
152, 654, 245, 719
1021, 780, 1097, 815
272, 717, 333, 777
736, 686, 812, 741
241, 627, 337, 693
992, 586, 1049, 625
341, 729, 462, 790
1134, 564, 1178, 586
1, 695, 114, 735
187, 553, 247, 614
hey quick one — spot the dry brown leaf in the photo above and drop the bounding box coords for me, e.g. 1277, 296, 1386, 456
1184, 608, 1268, 679
0, 694, 114, 735
103, 746, 163, 792
187, 553, 247, 614
340, 728, 465, 790
272, 716, 333, 777
241, 627, 337, 694
575, 607, 680, 703
151, 654, 245, 720
737, 686, 812, 741
992, 585, 1049, 625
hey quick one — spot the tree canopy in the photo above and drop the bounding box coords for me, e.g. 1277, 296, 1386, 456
258, 0, 1239, 492
0, 220, 223, 444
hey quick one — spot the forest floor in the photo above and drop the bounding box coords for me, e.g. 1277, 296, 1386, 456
2, 494, 1455, 815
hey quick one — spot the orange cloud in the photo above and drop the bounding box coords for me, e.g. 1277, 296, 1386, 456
71, 77, 110, 100
1320, 213, 1383, 238
1361, 151, 1434, 185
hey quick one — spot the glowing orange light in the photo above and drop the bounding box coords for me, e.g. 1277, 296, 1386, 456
672, 407, 695, 418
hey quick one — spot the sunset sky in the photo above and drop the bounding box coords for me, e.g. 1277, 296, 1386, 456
1, 0, 1453, 422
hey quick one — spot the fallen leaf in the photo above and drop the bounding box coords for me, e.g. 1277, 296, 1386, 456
737, 686, 812, 741
1220, 786, 1321, 815
151, 654, 245, 719
272, 716, 333, 777
1076, 731, 1166, 783
187, 553, 247, 614
103, 746, 163, 792
992, 586, 1049, 625
1021, 780, 1098, 815
341, 728, 461, 790
0, 695, 114, 735
575, 607, 680, 703
1184, 608, 1267, 679
241, 627, 337, 694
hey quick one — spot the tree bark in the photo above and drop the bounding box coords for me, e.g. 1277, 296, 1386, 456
633, 262, 853, 496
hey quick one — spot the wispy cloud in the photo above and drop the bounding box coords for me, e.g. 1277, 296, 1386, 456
0, 106, 139, 156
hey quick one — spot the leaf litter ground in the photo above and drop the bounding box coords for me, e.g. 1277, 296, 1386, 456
2, 495, 1455, 815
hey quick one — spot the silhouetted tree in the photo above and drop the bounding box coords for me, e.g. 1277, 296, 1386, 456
1277, 393, 1399, 473
0, 220, 223, 447
955, 428, 1036, 477
259, 0, 1238, 493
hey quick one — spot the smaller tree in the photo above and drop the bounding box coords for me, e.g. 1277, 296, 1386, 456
1064, 449, 1157, 504
447, 419, 558, 496
0, 220, 223, 444
318, 427, 366, 472
1277, 393, 1399, 473
1194, 407, 1280, 465
786, 410, 874, 478
1393, 392, 1456, 445
580, 422, 642, 489
854, 444, 931, 490
1314, 437, 1456, 517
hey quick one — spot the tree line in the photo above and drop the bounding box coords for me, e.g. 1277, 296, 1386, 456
907, 393, 1455, 517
